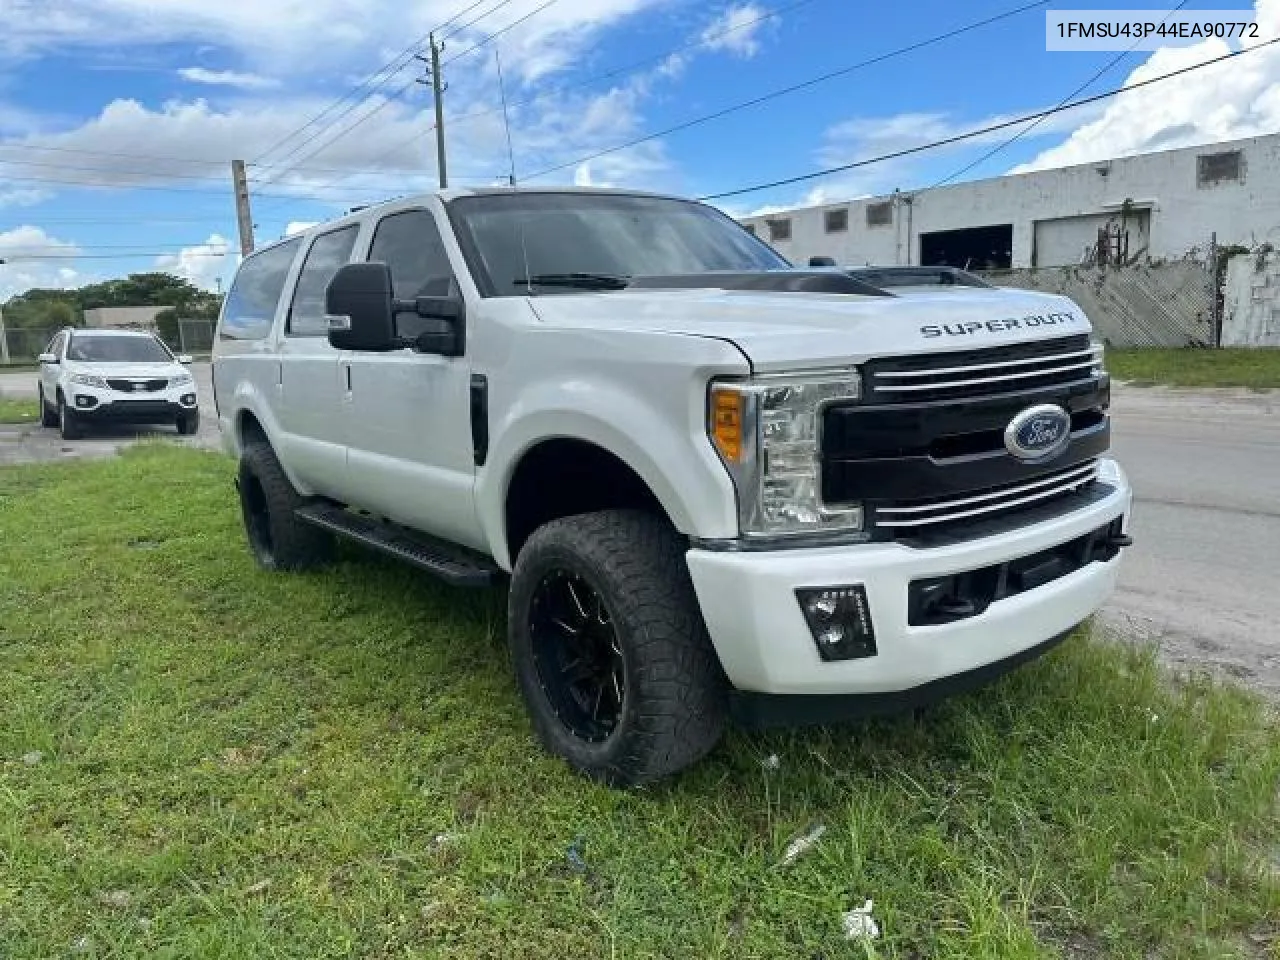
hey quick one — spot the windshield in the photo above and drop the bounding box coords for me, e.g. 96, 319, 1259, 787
447, 192, 790, 296
67, 334, 173, 363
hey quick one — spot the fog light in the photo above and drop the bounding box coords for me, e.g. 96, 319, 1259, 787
75, 396, 96, 409
796, 585, 876, 661
181, 394, 197, 406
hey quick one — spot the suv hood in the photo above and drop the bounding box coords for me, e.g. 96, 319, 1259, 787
66, 361, 185, 379
526, 286, 1091, 372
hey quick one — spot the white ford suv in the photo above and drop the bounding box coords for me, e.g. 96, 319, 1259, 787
38, 328, 200, 440
212, 187, 1132, 786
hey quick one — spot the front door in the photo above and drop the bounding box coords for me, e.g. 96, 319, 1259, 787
342, 206, 483, 551
40, 331, 66, 404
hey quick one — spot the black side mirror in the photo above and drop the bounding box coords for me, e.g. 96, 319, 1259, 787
326, 262, 465, 356
327, 262, 398, 351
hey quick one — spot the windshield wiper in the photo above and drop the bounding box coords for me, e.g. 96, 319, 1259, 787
516, 272, 631, 291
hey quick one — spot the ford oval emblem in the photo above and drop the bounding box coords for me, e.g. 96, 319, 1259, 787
1004, 404, 1072, 461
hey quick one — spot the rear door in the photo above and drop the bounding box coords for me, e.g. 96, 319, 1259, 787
275, 224, 362, 498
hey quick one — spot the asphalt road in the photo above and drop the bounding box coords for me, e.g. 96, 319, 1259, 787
1105, 385, 1280, 698
1, 366, 1277, 695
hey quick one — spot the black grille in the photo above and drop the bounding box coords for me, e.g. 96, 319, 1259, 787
863, 335, 1100, 403
107, 378, 168, 393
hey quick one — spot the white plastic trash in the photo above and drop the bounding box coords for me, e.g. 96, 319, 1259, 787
842, 899, 880, 940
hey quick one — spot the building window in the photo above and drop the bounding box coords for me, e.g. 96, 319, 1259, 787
767, 218, 791, 243
742, 223, 756, 236
824, 208, 849, 233
866, 201, 893, 227
1197, 150, 1243, 186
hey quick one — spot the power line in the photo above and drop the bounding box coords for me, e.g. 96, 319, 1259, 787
699, 38, 1279, 202
0, 142, 230, 168
439, 0, 525, 41
446, 0, 823, 132
0, 156, 236, 184
1, 251, 230, 261
251, 0, 497, 172
523, 0, 1052, 181
929, 0, 1191, 187
441, 0, 559, 67
0, 169, 365, 204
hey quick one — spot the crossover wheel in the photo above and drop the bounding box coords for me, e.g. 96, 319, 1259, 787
39, 386, 58, 427
508, 509, 727, 786
236, 440, 334, 571
176, 411, 200, 435
58, 397, 82, 440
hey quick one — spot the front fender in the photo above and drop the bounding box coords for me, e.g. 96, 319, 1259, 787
224, 380, 317, 497
477, 379, 740, 571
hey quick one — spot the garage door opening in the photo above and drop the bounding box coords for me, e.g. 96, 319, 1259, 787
919, 224, 1013, 270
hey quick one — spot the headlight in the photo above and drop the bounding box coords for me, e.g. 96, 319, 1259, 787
70, 373, 107, 389
709, 369, 864, 542
170, 373, 194, 387
1090, 337, 1106, 374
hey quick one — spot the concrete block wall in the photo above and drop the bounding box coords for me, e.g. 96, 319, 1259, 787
1222, 252, 1280, 347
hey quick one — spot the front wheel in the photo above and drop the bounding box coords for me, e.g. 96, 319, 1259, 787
176, 411, 200, 435
39, 387, 57, 427
508, 510, 728, 787
58, 397, 82, 440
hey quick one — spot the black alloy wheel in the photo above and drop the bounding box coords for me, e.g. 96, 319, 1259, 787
528, 570, 626, 743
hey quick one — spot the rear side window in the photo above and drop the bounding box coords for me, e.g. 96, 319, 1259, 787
219, 238, 301, 340
288, 225, 360, 336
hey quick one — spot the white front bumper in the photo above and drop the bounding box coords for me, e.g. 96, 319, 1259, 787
66, 380, 198, 412
686, 458, 1131, 696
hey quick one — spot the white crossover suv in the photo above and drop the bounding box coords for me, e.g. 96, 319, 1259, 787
37, 328, 200, 440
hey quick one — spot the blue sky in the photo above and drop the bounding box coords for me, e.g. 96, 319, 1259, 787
0, 0, 1276, 297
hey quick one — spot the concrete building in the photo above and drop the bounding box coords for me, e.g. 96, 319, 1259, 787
738, 132, 1280, 270
82, 306, 167, 330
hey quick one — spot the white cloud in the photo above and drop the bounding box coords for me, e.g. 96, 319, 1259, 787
0, 187, 51, 209
700, 4, 769, 58
1011, 0, 1280, 172
178, 66, 279, 89
0, 225, 82, 300
154, 233, 235, 291
284, 221, 318, 236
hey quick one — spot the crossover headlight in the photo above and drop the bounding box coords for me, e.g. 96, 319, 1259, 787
708, 369, 864, 542
70, 373, 108, 389
1090, 337, 1106, 373
170, 373, 194, 387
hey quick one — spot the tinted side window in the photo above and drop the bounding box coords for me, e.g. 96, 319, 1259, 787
288, 226, 359, 336
219, 238, 301, 340
370, 210, 458, 339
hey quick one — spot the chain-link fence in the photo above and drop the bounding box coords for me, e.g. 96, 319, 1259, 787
978, 258, 1219, 347
0, 326, 59, 364
1, 320, 217, 364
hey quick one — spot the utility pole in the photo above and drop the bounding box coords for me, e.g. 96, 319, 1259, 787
0, 303, 9, 366
417, 35, 448, 189
231, 159, 255, 256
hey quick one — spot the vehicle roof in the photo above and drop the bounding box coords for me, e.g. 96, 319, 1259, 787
250, 185, 690, 256
67, 327, 160, 338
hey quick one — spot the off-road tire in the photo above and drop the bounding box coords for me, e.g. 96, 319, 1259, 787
508, 509, 728, 786
236, 440, 334, 571
39, 386, 57, 427
58, 396, 82, 440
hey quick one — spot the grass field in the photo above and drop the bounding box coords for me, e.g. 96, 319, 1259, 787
0, 397, 39, 424
1, 445, 1277, 959
1108, 348, 1280, 389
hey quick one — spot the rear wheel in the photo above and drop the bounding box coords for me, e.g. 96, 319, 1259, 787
236, 440, 333, 571
508, 509, 728, 786
38, 386, 57, 427
58, 396, 82, 440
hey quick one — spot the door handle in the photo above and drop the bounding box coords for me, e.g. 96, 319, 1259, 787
344, 364, 352, 391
